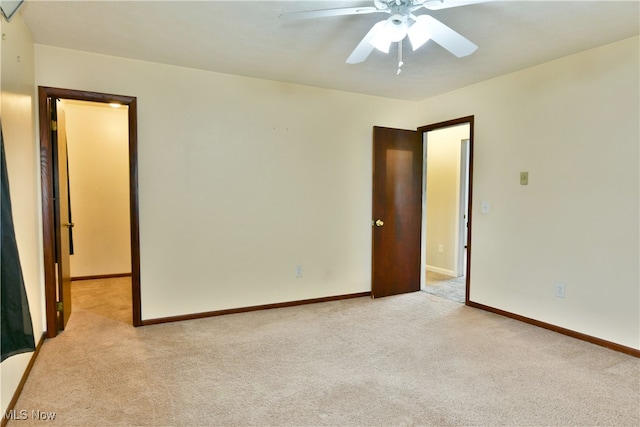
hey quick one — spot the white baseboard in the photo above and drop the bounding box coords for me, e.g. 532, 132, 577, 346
425, 265, 457, 277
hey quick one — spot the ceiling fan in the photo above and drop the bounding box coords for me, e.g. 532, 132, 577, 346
281, 0, 489, 72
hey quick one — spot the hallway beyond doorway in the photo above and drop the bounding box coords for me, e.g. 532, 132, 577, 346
424, 271, 465, 303
71, 277, 132, 325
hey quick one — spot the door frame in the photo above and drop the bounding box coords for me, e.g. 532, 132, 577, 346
418, 116, 474, 304
457, 138, 470, 277
39, 86, 142, 336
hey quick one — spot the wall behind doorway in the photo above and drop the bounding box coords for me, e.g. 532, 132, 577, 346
62, 100, 131, 278
424, 123, 469, 277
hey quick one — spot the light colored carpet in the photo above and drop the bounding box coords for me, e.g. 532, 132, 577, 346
10, 279, 640, 426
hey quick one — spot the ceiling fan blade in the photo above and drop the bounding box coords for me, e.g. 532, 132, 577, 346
280, 6, 380, 22
414, 15, 477, 57
346, 20, 387, 64
422, 0, 493, 11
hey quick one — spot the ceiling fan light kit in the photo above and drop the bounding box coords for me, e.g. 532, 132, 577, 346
281, 0, 487, 71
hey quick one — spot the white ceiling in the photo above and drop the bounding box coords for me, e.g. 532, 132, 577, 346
18, 0, 640, 101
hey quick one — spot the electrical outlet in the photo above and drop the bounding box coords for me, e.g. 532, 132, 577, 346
295, 265, 303, 278
520, 172, 529, 185
438, 244, 444, 253
555, 284, 565, 298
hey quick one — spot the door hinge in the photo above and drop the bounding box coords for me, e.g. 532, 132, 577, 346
56, 301, 63, 312
51, 120, 57, 131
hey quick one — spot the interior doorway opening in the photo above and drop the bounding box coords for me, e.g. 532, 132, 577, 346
39, 86, 141, 337
419, 117, 473, 304
61, 99, 133, 325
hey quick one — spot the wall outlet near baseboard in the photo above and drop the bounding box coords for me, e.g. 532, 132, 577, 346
555, 283, 566, 298
295, 265, 303, 278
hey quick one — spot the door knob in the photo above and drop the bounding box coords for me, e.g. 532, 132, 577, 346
375, 219, 384, 227
64, 222, 74, 228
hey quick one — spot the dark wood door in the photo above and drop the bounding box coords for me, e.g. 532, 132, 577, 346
372, 126, 423, 298
52, 101, 73, 329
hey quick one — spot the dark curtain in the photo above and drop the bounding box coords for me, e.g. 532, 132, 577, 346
1, 123, 36, 361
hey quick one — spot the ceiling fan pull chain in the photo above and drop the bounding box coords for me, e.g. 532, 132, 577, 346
397, 41, 404, 75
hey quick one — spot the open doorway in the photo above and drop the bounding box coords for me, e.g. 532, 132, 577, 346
39, 87, 141, 337
419, 117, 473, 304
61, 99, 133, 324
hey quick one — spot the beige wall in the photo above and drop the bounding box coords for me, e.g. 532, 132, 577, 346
61, 100, 131, 278
0, 15, 44, 414
417, 36, 640, 349
34, 45, 418, 320
424, 124, 469, 276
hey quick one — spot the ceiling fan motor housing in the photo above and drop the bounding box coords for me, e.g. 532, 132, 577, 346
378, 0, 424, 13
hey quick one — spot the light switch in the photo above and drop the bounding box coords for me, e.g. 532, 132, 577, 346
520, 172, 529, 185
481, 201, 490, 214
